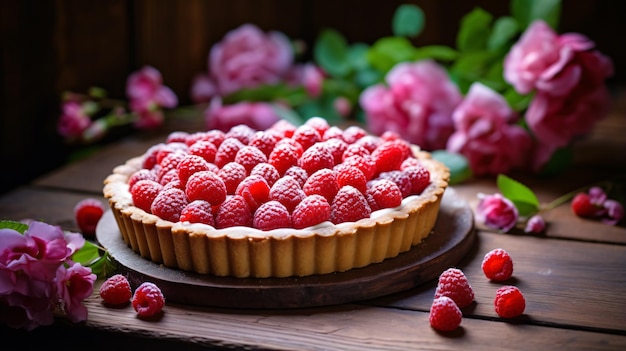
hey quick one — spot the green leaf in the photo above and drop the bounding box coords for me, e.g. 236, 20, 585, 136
346, 43, 371, 71
504, 87, 533, 112
512, 0, 561, 30
366, 36, 418, 73
392, 4, 425, 38
413, 45, 459, 62
497, 174, 540, 216
487, 16, 519, 51
0, 220, 29, 234
314, 29, 351, 78
457, 7, 493, 52
431, 150, 473, 185
72, 240, 103, 266
449, 51, 495, 93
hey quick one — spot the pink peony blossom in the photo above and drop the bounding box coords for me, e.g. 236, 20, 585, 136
360, 60, 462, 150
126, 65, 178, 129
55, 263, 96, 323
446, 83, 532, 176
205, 97, 281, 132
57, 101, 91, 140
476, 193, 519, 232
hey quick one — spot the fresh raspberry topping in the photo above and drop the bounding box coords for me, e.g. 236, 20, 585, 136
336, 164, 367, 193
481, 248, 514, 281
354, 135, 381, 153
128, 168, 157, 190
269, 141, 300, 175
99, 274, 132, 305
429, 296, 462, 332
283, 165, 308, 187
404, 165, 430, 195
185, 170, 227, 205
571, 192, 600, 218
235, 175, 270, 210
269, 176, 306, 212
276, 137, 304, 156
292, 194, 331, 229
217, 162, 247, 194
304, 116, 330, 137
131, 179, 163, 213
225, 124, 256, 144
371, 140, 405, 175
292, 124, 321, 151
253, 200, 292, 230
141, 143, 165, 169
298, 144, 335, 175
434, 268, 475, 308
494, 285, 526, 318
166, 131, 190, 143
186, 129, 226, 148
250, 162, 281, 187
377, 170, 412, 197
303, 168, 339, 203
158, 168, 180, 186
151, 187, 189, 222
214, 137, 245, 168
132, 282, 165, 318
155, 142, 189, 164
342, 143, 370, 161
180, 200, 215, 226
400, 157, 421, 170
74, 198, 105, 236
322, 126, 345, 141
268, 119, 297, 138
188, 140, 218, 163
249, 131, 279, 157
234, 145, 266, 173
320, 138, 348, 164
341, 125, 367, 144
176, 154, 210, 186
330, 185, 372, 224
342, 155, 376, 180
215, 195, 253, 228
366, 179, 402, 211
157, 151, 187, 182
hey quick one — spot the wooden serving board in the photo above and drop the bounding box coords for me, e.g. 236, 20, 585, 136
96, 189, 475, 309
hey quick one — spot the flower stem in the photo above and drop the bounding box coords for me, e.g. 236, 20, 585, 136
540, 180, 611, 211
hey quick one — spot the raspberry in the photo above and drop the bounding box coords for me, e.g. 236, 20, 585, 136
292, 124, 321, 151
303, 168, 339, 203
176, 154, 210, 186
186, 129, 226, 148
377, 170, 412, 197
268, 119, 296, 138
157, 151, 187, 182
269, 176, 306, 212
132, 282, 165, 318
159, 168, 180, 186
151, 187, 189, 222
215, 195, 253, 228
235, 175, 270, 210
249, 131, 279, 157
284, 165, 308, 187
320, 138, 348, 164
304, 116, 330, 137
141, 143, 165, 169
214, 137, 245, 168
342, 143, 370, 161
99, 274, 132, 305
336, 164, 367, 193
322, 126, 345, 141
371, 140, 405, 175
185, 170, 227, 205
235, 145, 268, 173
494, 285, 526, 318
400, 157, 421, 170
342, 155, 376, 180
434, 268, 474, 308
180, 200, 215, 226
571, 192, 600, 218
156, 142, 189, 165
217, 162, 247, 194
131, 179, 163, 213
354, 135, 381, 153
225, 124, 256, 144
188, 140, 218, 163
404, 165, 430, 195
298, 144, 335, 175
292, 194, 331, 229
366, 179, 402, 211
269, 141, 300, 175
253, 200, 292, 230
330, 185, 372, 224
128, 169, 157, 191
250, 162, 280, 187
341, 125, 367, 144
74, 198, 106, 236
429, 296, 462, 332
166, 131, 189, 143
481, 248, 514, 281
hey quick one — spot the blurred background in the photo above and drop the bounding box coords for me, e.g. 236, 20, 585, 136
2, 0, 624, 195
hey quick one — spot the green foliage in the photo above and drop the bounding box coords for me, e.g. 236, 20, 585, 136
457, 8, 493, 52
431, 150, 473, 185
0, 220, 29, 234
314, 29, 352, 78
72, 240, 115, 278
511, 0, 561, 30
392, 4, 425, 38
497, 174, 540, 216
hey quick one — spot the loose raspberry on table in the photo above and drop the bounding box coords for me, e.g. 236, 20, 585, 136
292, 194, 331, 229
185, 170, 227, 205
214, 137, 245, 168
269, 176, 306, 212
132, 282, 165, 318
151, 187, 189, 222
481, 248, 514, 281
250, 162, 281, 187
180, 199, 215, 226
303, 168, 339, 203
494, 285, 526, 318
217, 162, 247, 194
571, 192, 601, 218
166, 131, 190, 144
176, 154, 211, 186
298, 144, 335, 175
131, 179, 164, 213
330, 185, 372, 224
434, 268, 475, 308
99, 274, 132, 305
188, 140, 218, 164
236, 175, 271, 210
366, 179, 402, 211
74, 198, 105, 236
253, 200, 292, 230
429, 296, 462, 332
215, 195, 253, 228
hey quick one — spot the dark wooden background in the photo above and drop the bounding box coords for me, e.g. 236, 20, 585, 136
1, 0, 624, 196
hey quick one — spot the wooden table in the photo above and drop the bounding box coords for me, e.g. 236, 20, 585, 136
1, 91, 625, 350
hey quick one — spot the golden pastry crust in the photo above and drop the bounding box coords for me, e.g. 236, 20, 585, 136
103, 146, 449, 278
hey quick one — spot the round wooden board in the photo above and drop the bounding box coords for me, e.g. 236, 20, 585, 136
96, 189, 475, 309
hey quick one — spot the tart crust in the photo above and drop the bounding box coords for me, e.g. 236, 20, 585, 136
103, 148, 449, 278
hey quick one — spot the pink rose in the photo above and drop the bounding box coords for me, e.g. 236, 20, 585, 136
285, 63, 325, 98
190, 73, 217, 104
208, 24, 293, 96
57, 101, 91, 140
205, 97, 281, 132
55, 262, 96, 323
360, 60, 462, 150
476, 193, 519, 232
447, 83, 532, 176
126, 65, 178, 129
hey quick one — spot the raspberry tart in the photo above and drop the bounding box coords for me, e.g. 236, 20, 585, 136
103, 117, 450, 278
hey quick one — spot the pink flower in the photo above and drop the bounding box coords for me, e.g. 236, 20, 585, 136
360, 60, 462, 150
207, 24, 293, 97
602, 200, 624, 225
126, 65, 178, 129
446, 83, 532, 176
55, 263, 96, 323
286, 63, 325, 98
205, 98, 281, 132
190, 73, 218, 104
524, 214, 546, 234
57, 101, 91, 140
476, 193, 519, 232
